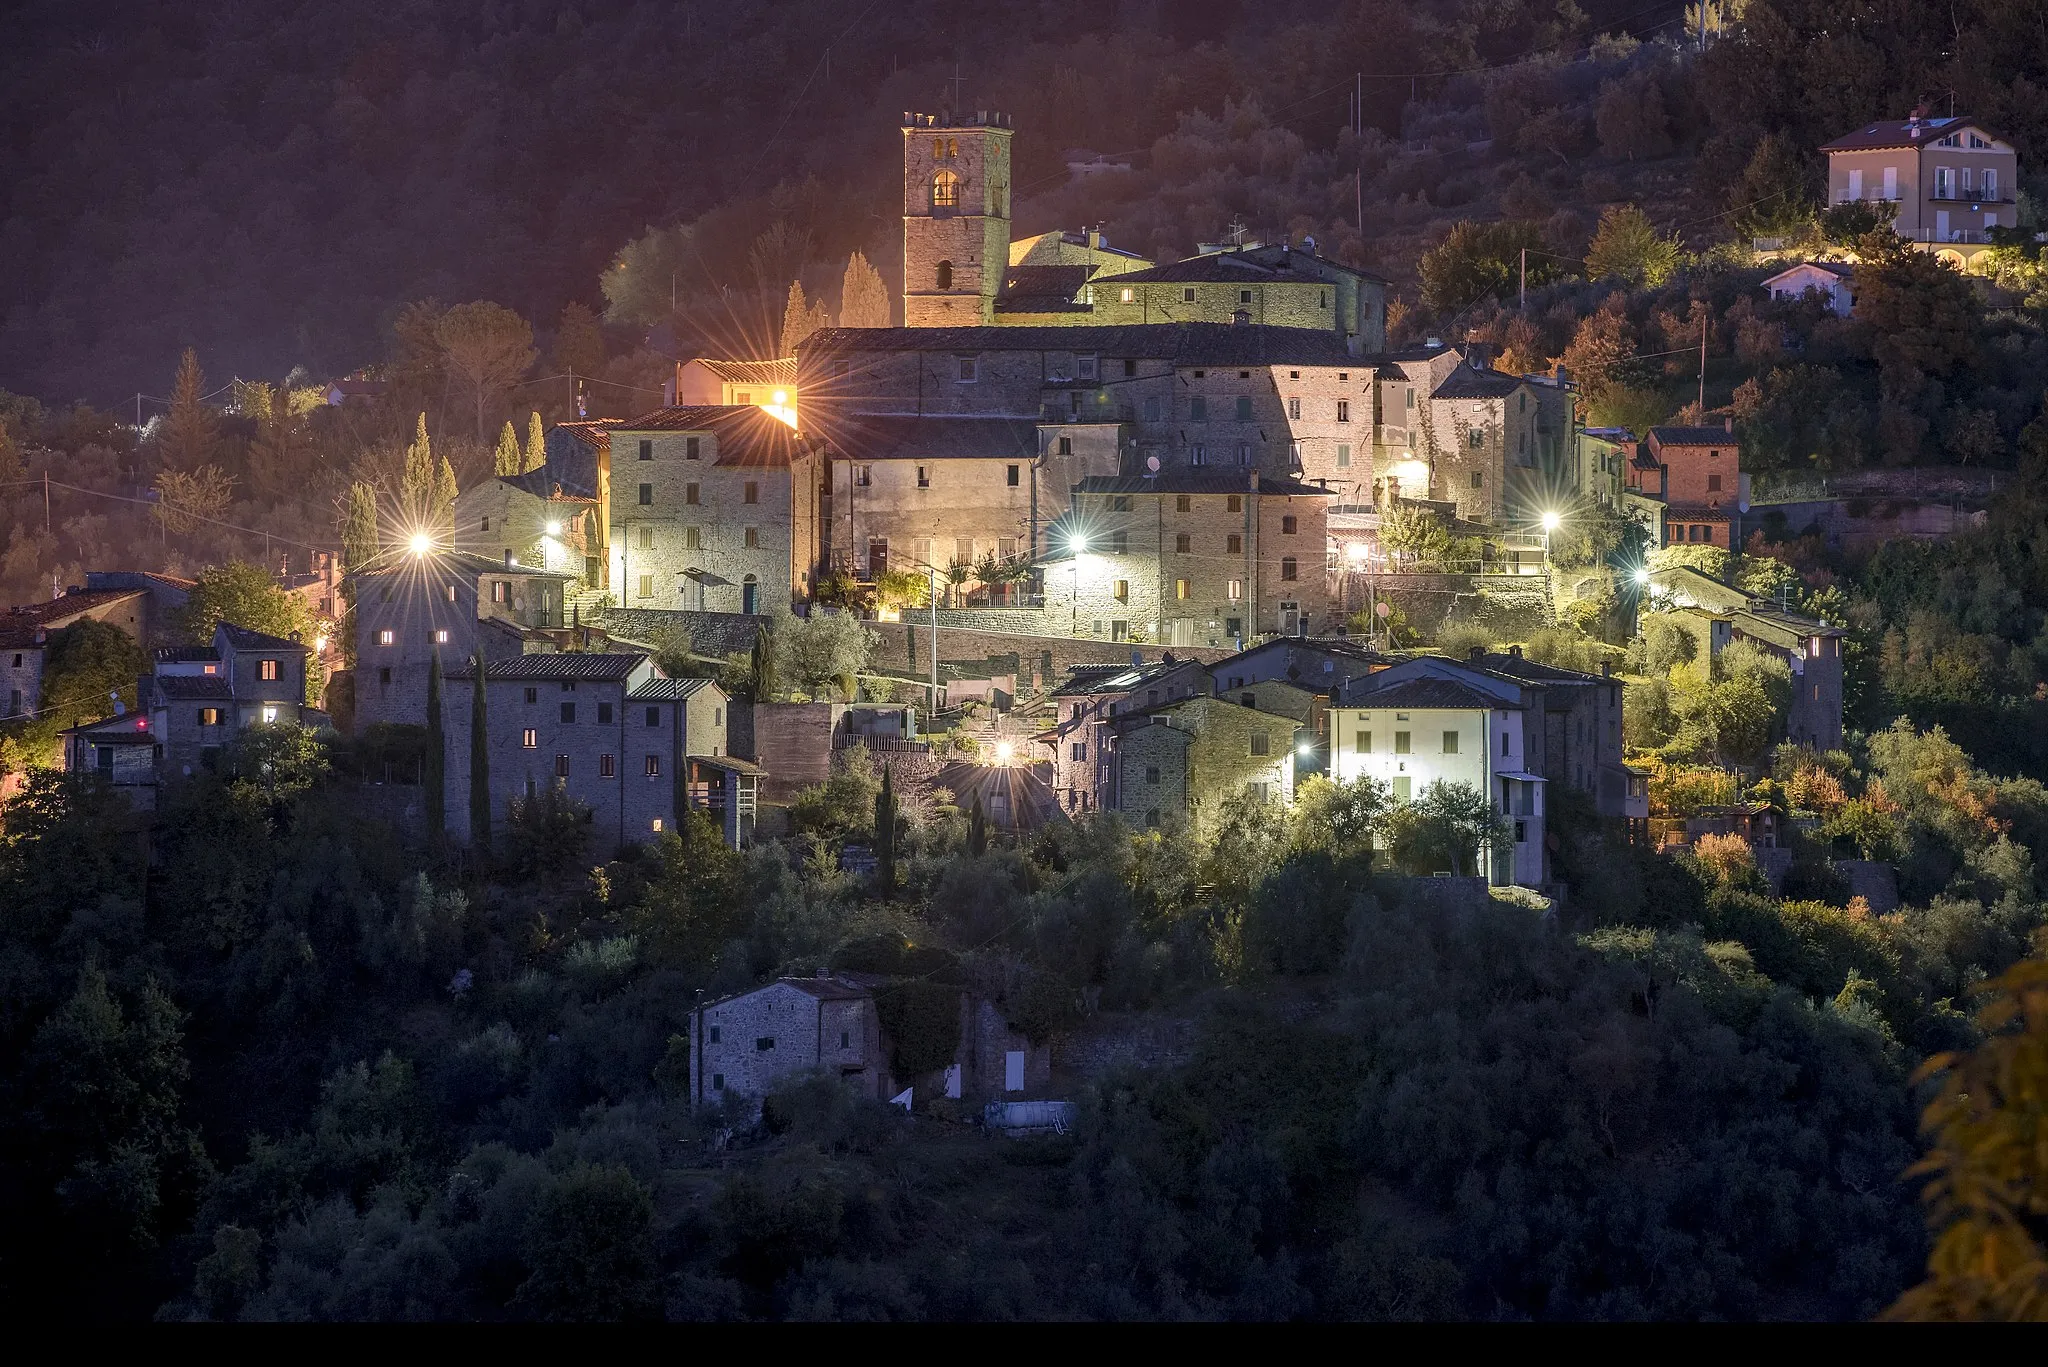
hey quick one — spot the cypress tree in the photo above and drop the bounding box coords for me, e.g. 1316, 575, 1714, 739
432, 454, 459, 527
523, 411, 548, 473
425, 648, 445, 844
749, 625, 776, 701
401, 413, 434, 521
874, 763, 897, 894
469, 649, 490, 857
968, 793, 987, 857
493, 420, 522, 475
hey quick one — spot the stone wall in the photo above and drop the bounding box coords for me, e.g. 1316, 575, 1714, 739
690, 982, 886, 1105
871, 617, 1233, 693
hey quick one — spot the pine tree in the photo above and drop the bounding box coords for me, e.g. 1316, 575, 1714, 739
839, 250, 891, 328
968, 794, 987, 856
523, 411, 547, 473
425, 648, 446, 844
161, 347, 218, 473
874, 763, 897, 894
469, 649, 491, 857
493, 421, 522, 476
433, 454, 458, 526
401, 413, 434, 521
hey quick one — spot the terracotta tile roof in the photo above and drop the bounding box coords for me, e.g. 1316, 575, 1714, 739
1072, 473, 1331, 497
1432, 365, 1525, 400
611, 405, 807, 468
1647, 426, 1737, 447
219, 623, 309, 652
1343, 675, 1505, 710
807, 411, 1040, 463
448, 652, 648, 682
800, 322, 1363, 367
630, 676, 720, 701
691, 357, 797, 388
1819, 116, 1994, 152
153, 675, 235, 700
996, 264, 1095, 313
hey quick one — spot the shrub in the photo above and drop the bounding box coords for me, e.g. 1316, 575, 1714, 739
872, 980, 962, 1078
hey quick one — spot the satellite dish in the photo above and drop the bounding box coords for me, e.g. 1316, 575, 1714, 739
1374, 602, 1391, 618
1146, 455, 1161, 472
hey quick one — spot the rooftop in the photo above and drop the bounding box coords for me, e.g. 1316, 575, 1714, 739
806, 411, 1040, 463
612, 405, 808, 468
1072, 472, 1333, 497
1051, 658, 1197, 697
1819, 116, 1997, 153
448, 652, 649, 682
347, 546, 573, 581
591, 608, 764, 661
219, 622, 310, 653
1344, 675, 1508, 711
1648, 425, 1738, 447
630, 675, 721, 701
1432, 364, 1526, 400
153, 675, 235, 700
688, 357, 796, 388
995, 264, 1096, 313
800, 321, 1365, 368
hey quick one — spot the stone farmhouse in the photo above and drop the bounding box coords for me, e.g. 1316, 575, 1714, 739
437, 651, 754, 849
1647, 564, 1846, 751
0, 586, 154, 722
1629, 422, 1745, 550
687, 971, 1050, 1107
60, 620, 323, 806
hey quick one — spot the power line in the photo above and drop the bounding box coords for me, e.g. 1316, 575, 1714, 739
0, 477, 329, 553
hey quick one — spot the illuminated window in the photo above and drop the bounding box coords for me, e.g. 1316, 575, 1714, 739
377, 630, 394, 646
198, 708, 220, 726
492, 581, 508, 603
258, 658, 279, 680
685, 526, 701, 549
434, 630, 449, 644
1120, 287, 1134, 303
1228, 579, 1243, 601
1112, 580, 1129, 602
645, 754, 661, 776
1176, 579, 1191, 600
652, 818, 664, 833
521, 728, 537, 749
932, 170, 960, 208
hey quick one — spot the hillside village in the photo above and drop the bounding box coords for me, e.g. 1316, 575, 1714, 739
9, 9, 2048, 1319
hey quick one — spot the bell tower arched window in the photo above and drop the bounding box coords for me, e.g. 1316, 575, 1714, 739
935, 260, 954, 290
931, 170, 960, 209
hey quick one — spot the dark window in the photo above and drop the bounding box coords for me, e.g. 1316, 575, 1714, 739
1227, 533, 1242, 554
1111, 495, 1131, 512
378, 667, 391, 685
646, 707, 660, 727
755, 1036, 776, 1052
638, 439, 652, 461
1072, 743, 1087, 760
645, 754, 660, 776
1145, 766, 1161, 784
638, 483, 653, 505
1111, 531, 1128, 553
712, 1073, 724, 1090
1281, 515, 1297, 534
1175, 495, 1191, 512
599, 754, 615, 777
1250, 733, 1270, 756
554, 754, 569, 777
686, 437, 700, 460
936, 260, 954, 290
524, 687, 538, 704
597, 702, 613, 724
1336, 400, 1350, 422
1470, 471, 1483, 490
1281, 556, 1298, 581
1176, 533, 1191, 553
709, 1026, 720, 1043
744, 481, 759, 503
1123, 358, 1137, 376
1237, 397, 1254, 420
686, 483, 700, 505
560, 702, 575, 723
1006, 464, 1020, 487
1189, 396, 1206, 421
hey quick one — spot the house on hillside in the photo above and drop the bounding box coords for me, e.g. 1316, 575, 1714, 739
1109, 694, 1301, 829
686, 972, 1049, 1107
0, 585, 156, 722
1039, 656, 1210, 814
1762, 261, 1855, 317
1647, 564, 1846, 751
1630, 423, 1745, 550
1821, 113, 2019, 267
59, 620, 324, 806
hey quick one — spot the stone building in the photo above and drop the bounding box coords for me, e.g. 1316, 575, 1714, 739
1638, 422, 1744, 549
1036, 472, 1333, 646
438, 651, 737, 850
813, 413, 1045, 579
451, 470, 603, 591
605, 406, 819, 615
1110, 694, 1300, 830
0, 585, 153, 721
1647, 565, 1845, 751
672, 357, 797, 410
690, 975, 888, 1105
60, 620, 322, 805
1085, 243, 1388, 352
902, 112, 1015, 326
349, 547, 575, 731
1041, 656, 1210, 814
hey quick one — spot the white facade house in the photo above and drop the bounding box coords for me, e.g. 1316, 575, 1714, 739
1761, 262, 1854, 317
1331, 660, 1547, 887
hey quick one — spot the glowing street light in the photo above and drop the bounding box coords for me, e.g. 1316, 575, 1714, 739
1345, 541, 1368, 563
544, 520, 563, 537
994, 741, 1014, 764
1633, 567, 1651, 587
771, 389, 789, 406
1540, 511, 1562, 533
407, 532, 433, 557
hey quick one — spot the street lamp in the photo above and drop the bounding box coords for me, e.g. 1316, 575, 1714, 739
407, 532, 433, 557
544, 520, 563, 537
1633, 567, 1651, 587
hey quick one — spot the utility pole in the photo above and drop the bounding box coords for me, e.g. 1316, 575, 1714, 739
928, 561, 939, 722
43, 469, 50, 534
1698, 315, 1708, 412
1520, 247, 1527, 311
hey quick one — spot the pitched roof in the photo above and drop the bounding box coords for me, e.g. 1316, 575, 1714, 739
1648, 425, 1737, 447
1467, 651, 1606, 685
219, 622, 310, 653
1072, 473, 1332, 497
689, 357, 797, 388
807, 412, 1040, 463
1345, 676, 1506, 710
347, 547, 575, 581
448, 652, 648, 682
153, 675, 235, 700
777, 976, 872, 1002
1819, 116, 1996, 152
0, 589, 147, 648
591, 608, 763, 661
154, 645, 217, 663
800, 322, 1363, 368
1111, 246, 1388, 286
1762, 261, 1852, 285
630, 675, 720, 701
1051, 659, 1198, 696
611, 405, 807, 468
996, 264, 1095, 313
1432, 364, 1525, 400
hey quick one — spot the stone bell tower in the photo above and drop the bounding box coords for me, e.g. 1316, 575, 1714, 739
901, 111, 1013, 327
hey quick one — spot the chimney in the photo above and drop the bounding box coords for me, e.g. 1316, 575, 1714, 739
1600, 661, 1612, 677
504, 549, 514, 566
1467, 342, 1493, 371
1468, 646, 1485, 661
1724, 415, 1733, 433
1507, 644, 1523, 658
1553, 362, 1569, 386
